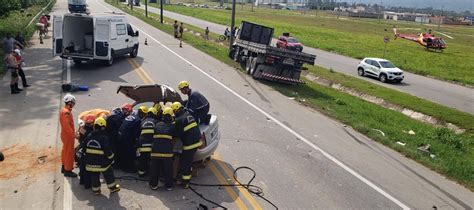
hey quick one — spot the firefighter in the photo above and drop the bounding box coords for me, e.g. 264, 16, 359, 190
149, 107, 176, 191
117, 106, 147, 173
77, 114, 95, 188
137, 107, 160, 177
171, 102, 202, 188
106, 103, 133, 157
84, 117, 120, 195
177, 81, 210, 124
60, 94, 77, 177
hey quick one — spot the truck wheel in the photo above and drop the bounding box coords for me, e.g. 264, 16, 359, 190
245, 56, 252, 74
250, 57, 258, 77
233, 48, 240, 62
129, 46, 138, 58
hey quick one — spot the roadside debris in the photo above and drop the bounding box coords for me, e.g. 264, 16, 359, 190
417, 144, 431, 154
396, 141, 406, 146
37, 155, 47, 164
408, 130, 416, 135
372, 129, 386, 136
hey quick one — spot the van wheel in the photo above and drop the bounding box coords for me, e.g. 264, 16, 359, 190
379, 74, 387, 83
105, 51, 114, 66
130, 46, 138, 58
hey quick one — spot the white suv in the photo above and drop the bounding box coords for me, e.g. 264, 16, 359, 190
357, 58, 404, 83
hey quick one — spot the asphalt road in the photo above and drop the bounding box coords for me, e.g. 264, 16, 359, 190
135, 4, 474, 115
1, 0, 473, 209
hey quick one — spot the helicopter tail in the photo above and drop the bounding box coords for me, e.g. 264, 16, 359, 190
393, 28, 399, 39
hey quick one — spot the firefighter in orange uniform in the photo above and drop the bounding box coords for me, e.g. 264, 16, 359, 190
60, 94, 78, 177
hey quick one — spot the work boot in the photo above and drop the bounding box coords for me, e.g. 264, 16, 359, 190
14, 83, 22, 91
149, 183, 159, 190
93, 190, 101, 195
63, 171, 78, 178
11, 85, 20, 94
109, 184, 120, 193
23, 83, 31, 88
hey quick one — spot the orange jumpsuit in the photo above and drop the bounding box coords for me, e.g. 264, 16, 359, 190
60, 107, 76, 171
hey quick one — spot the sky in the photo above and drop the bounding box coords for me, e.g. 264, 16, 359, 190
354, 0, 473, 12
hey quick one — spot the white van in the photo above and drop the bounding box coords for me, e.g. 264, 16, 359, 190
53, 13, 139, 66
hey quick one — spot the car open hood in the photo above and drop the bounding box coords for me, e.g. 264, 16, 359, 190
117, 84, 182, 103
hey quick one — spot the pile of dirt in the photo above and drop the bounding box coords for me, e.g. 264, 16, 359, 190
0, 144, 60, 181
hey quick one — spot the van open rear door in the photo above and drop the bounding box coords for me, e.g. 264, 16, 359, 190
94, 17, 110, 60
52, 15, 63, 57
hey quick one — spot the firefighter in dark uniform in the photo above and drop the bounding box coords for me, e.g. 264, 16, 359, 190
117, 106, 147, 173
137, 107, 160, 177
84, 117, 120, 195
106, 103, 132, 159
149, 107, 176, 191
171, 102, 202, 188
177, 81, 210, 124
77, 114, 96, 189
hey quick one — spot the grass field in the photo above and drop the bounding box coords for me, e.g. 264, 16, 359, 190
147, 3, 474, 86
108, 1, 474, 190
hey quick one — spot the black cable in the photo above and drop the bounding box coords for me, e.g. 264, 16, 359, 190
115, 166, 278, 209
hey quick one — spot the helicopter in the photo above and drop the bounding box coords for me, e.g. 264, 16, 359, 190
393, 28, 447, 52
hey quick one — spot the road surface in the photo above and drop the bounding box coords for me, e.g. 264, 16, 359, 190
0, 0, 473, 209
136, 4, 474, 115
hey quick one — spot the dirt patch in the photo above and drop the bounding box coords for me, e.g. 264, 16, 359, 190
0, 144, 60, 181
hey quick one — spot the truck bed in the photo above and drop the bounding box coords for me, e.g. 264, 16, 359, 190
235, 39, 316, 65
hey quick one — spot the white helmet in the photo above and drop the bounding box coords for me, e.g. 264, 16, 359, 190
63, 94, 76, 104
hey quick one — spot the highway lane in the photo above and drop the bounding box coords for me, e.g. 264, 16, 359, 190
134, 4, 474, 115
66, 0, 474, 209
2, 0, 473, 208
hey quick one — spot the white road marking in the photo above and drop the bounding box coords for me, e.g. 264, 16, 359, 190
63, 178, 72, 210
97, 1, 410, 209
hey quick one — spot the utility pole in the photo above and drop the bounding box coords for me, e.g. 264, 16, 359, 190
146, 0, 148, 17
229, 0, 236, 51
160, 0, 163, 23
438, 5, 444, 30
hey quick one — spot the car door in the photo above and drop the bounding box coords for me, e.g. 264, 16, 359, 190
363, 59, 375, 75
94, 17, 111, 60
371, 61, 382, 76
126, 24, 137, 49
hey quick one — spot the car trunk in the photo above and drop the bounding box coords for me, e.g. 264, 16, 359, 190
63, 15, 94, 57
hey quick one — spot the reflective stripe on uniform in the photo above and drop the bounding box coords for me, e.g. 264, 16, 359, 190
183, 122, 197, 132
183, 141, 203, 150
85, 164, 111, 172
107, 182, 117, 188
142, 143, 152, 147
182, 174, 192, 180
138, 147, 152, 152
138, 170, 146, 175
150, 153, 174, 158
153, 134, 173, 140
92, 186, 100, 191
107, 153, 115, 159
86, 148, 104, 155
141, 129, 154, 135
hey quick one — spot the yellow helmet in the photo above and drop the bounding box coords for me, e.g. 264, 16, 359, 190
153, 103, 162, 111
148, 107, 158, 115
178, 81, 189, 90
171, 102, 182, 112
138, 106, 148, 113
162, 107, 174, 116
94, 117, 107, 127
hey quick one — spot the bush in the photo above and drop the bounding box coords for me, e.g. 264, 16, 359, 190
0, 0, 21, 17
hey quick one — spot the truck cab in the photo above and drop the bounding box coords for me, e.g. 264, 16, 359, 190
53, 13, 139, 66
68, 0, 87, 13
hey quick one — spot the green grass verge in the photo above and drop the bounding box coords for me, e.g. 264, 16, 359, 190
147, 3, 474, 86
0, 0, 56, 74
107, 0, 474, 190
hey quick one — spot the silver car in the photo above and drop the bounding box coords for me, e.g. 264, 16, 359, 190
117, 84, 220, 162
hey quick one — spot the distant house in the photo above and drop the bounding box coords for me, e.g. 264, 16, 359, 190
384, 11, 403, 21
429, 16, 447, 24
414, 14, 430, 23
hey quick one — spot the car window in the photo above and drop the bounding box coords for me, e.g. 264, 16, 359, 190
127, 24, 134, 36
372, 61, 381, 68
287, 37, 299, 43
364, 59, 372, 65
379, 61, 396, 68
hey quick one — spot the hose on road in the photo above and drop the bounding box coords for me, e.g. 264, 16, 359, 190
116, 166, 278, 210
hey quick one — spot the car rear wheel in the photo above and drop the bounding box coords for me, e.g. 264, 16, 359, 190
358, 68, 365, 76
379, 74, 387, 83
